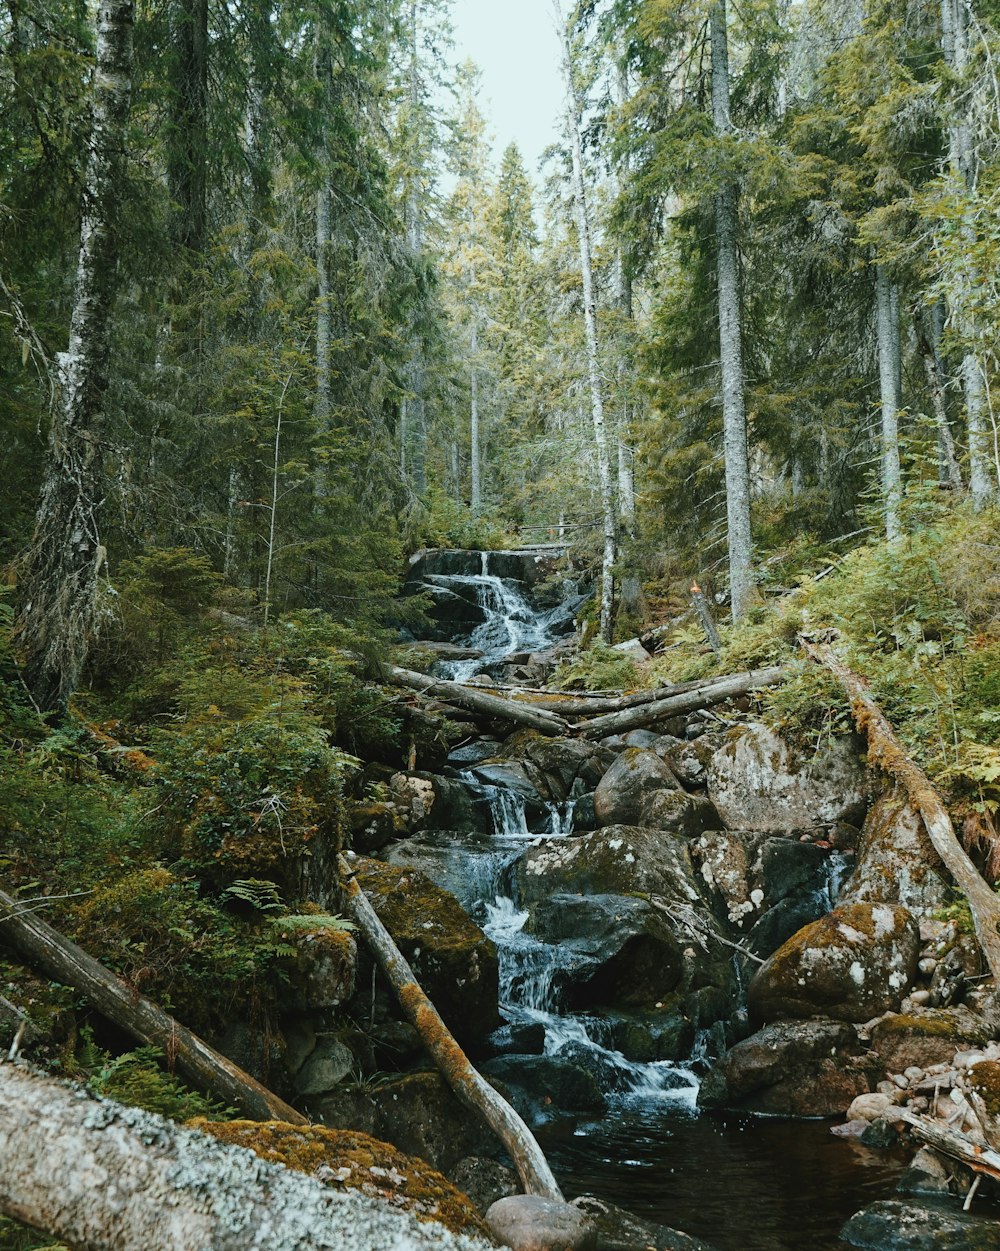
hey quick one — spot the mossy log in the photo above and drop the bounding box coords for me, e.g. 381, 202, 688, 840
576, 666, 788, 738
338, 854, 563, 1202
803, 640, 1000, 983
385, 664, 569, 736
0, 1064, 491, 1251
0, 884, 306, 1124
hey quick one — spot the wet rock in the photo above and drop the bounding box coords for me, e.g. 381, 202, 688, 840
351, 857, 500, 1040
867, 1008, 994, 1073
278, 925, 357, 1013
294, 1036, 355, 1096
316, 1070, 498, 1173
525, 893, 684, 1010
840, 790, 950, 915
486, 1021, 547, 1057
606, 1008, 695, 1063
513, 736, 616, 802
593, 748, 682, 828
447, 739, 502, 766
369, 1019, 423, 1070
747, 903, 920, 1024
470, 760, 548, 814
486, 1195, 597, 1251
349, 802, 399, 853
896, 1148, 952, 1197
848, 1092, 897, 1123
698, 1019, 873, 1116
390, 772, 438, 832
860, 1117, 900, 1148
707, 722, 868, 832
480, 1054, 607, 1120
571, 1195, 719, 1251
448, 1156, 518, 1214
841, 1198, 1000, 1249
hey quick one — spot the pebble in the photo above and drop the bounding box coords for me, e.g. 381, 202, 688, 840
891, 1073, 910, 1090
908, 990, 932, 1007
918, 958, 937, 976
954, 1050, 986, 1069
903, 1066, 925, 1083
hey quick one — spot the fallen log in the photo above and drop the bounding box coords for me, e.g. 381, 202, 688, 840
338, 853, 563, 1201
898, 1108, 1000, 1185
803, 640, 1000, 983
577, 666, 789, 738
512, 671, 753, 718
0, 886, 306, 1124
0, 1064, 490, 1251
385, 665, 569, 736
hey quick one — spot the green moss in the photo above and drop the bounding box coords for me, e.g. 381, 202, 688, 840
967, 1060, 1000, 1119
191, 1119, 491, 1239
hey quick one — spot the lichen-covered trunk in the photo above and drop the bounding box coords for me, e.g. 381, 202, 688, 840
876, 265, 902, 540
14, 0, 135, 714
941, 0, 995, 506
915, 301, 963, 490
711, 0, 754, 623
560, 14, 616, 642
0, 1065, 490, 1251
470, 315, 481, 510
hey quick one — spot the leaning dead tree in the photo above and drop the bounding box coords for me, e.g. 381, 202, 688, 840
0, 1065, 491, 1251
0, 885, 305, 1124
338, 854, 564, 1202
13, 0, 135, 714
804, 640, 1000, 981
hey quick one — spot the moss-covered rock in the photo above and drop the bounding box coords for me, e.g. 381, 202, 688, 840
191, 1118, 490, 1240
352, 859, 499, 1041
593, 748, 682, 828
747, 903, 920, 1024
868, 1008, 993, 1073
840, 788, 950, 915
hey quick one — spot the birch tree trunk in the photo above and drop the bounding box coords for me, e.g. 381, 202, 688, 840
559, 7, 617, 642
14, 0, 135, 714
876, 264, 903, 540
941, 0, 993, 506
0, 1065, 491, 1251
711, 0, 754, 623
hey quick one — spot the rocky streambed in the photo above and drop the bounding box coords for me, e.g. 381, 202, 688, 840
230, 549, 1000, 1249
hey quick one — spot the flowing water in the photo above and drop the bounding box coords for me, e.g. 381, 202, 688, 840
407, 551, 910, 1248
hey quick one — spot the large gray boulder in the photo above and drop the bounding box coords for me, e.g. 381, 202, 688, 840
840, 788, 950, 915
707, 722, 868, 831
747, 902, 920, 1024
487, 1195, 597, 1251
593, 748, 683, 827
842, 1200, 1000, 1250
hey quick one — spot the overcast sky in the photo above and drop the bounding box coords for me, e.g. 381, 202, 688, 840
450, 0, 563, 178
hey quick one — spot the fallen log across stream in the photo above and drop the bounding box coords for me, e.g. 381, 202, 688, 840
338, 853, 564, 1201
385, 664, 569, 736
803, 640, 1000, 983
0, 886, 307, 1125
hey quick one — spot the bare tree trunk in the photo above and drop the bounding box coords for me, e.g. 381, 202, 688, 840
0, 884, 305, 1123
315, 179, 332, 431
804, 640, 1000, 982
470, 315, 481, 510
914, 301, 963, 489
0, 1066, 490, 1251
559, 7, 617, 642
168, 0, 208, 253
876, 264, 903, 540
14, 0, 135, 714
711, 0, 754, 622
339, 855, 563, 1201
404, 0, 427, 497
941, 0, 993, 506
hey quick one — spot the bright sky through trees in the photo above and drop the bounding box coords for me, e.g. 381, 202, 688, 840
450, 0, 562, 174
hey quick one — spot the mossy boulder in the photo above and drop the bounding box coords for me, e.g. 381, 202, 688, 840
707, 722, 868, 832
840, 789, 950, 915
353, 858, 499, 1041
747, 903, 920, 1024
841, 1199, 1000, 1250
869, 1008, 994, 1072
509, 735, 616, 801
698, 1019, 873, 1117
278, 924, 357, 1013
349, 802, 401, 854
593, 748, 682, 828
191, 1118, 490, 1240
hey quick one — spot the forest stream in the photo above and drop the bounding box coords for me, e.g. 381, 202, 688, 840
385, 549, 920, 1251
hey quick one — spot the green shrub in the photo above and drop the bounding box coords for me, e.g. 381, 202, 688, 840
552, 641, 643, 692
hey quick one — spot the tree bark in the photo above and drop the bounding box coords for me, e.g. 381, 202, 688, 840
0, 1065, 490, 1251
876, 265, 903, 540
559, 7, 617, 643
385, 665, 569, 735
914, 301, 963, 490
898, 1108, 1000, 1185
168, 0, 208, 253
711, 0, 754, 622
14, 0, 135, 714
803, 640, 1000, 982
338, 855, 563, 1202
0, 885, 305, 1124
577, 665, 788, 738
470, 314, 481, 510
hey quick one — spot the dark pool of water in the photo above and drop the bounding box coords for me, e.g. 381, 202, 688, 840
538, 1106, 909, 1251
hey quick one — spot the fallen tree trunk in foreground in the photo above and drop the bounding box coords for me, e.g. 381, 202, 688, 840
338, 854, 563, 1201
385, 664, 569, 736
501, 673, 737, 718
577, 666, 788, 738
803, 640, 1000, 983
0, 1064, 490, 1251
898, 1108, 1000, 1184
0, 886, 305, 1124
